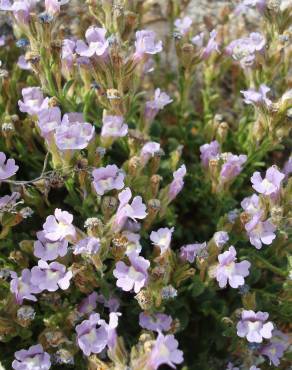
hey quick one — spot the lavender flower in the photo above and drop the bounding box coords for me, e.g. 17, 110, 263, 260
31, 260, 72, 292
17, 55, 31, 70
55, 120, 95, 150
202, 29, 220, 59
147, 332, 184, 369
150, 227, 174, 255
174, 16, 193, 35
241, 84, 272, 107
78, 292, 98, 315
245, 212, 276, 249
101, 115, 128, 138
241, 194, 262, 216
34, 231, 68, 261
213, 231, 229, 248
122, 230, 142, 255
45, 0, 68, 16
0, 152, 19, 180
237, 310, 274, 343
144, 88, 173, 121
113, 251, 150, 293
179, 242, 207, 263
220, 153, 247, 182
92, 164, 125, 196
96, 294, 120, 312
215, 246, 251, 288
0, 192, 21, 211
12, 344, 51, 370
235, 0, 266, 15
251, 166, 285, 197
139, 312, 172, 332
134, 30, 163, 61
73, 236, 100, 255
260, 330, 289, 366
62, 39, 76, 71
200, 140, 220, 167
140, 141, 161, 165
42, 208, 76, 242
10, 269, 41, 304
18, 87, 49, 116
168, 164, 187, 201
37, 107, 61, 138
283, 155, 292, 177
76, 26, 109, 58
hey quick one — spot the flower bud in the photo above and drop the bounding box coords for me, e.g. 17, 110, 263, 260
129, 156, 142, 176
53, 349, 74, 366
84, 217, 104, 237
101, 196, 118, 220
143, 199, 160, 230
216, 122, 229, 143
16, 305, 35, 327
135, 289, 153, 310
71, 262, 98, 293
150, 175, 162, 198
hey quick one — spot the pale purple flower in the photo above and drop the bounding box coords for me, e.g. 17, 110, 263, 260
260, 330, 289, 366
237, 310, 274, 343
283, 156, 292, 177
191, 32, 204, 48
202, 29, 220, 59
92, 164, 125, 196
216, 246, 251, 289
0, 192, 20, 211
251, 166, 285, 196
34, 231, 68, 261
139, 312, 172, 332
0, 35, 5, 46
73, 236, 100, 255
106, 311, 121, 349
76, 26, 109, 58
62, 39, 76, 70
55, 121, 95, 150
42, 208, 76, 242
37, 107, 61, 137
168, 164, 187, 201
235, 0, 266, 15
140, 141, 161, 165
214, 231, 229, 248
220, 153, 247, 182
134, 30, 163, 61
10, 269, 41, 304
78, 292, 98, 315
101, 115, 128, 138
96, 294, 120, 312
12, 344, 51, 370
241, 194, 262, 216
174, 16, 192, 35
179, 242, 207, 263
226, 363, 239, 370
17, 55, 31, 70
144, 88, 173, 121
147, 332, 184, 369
245, 212, 276, 249
113, 251, 150, 293
113, 188, 147, 232
45, 0, 68, 16
31, 260, 72, 292
241, 84, 272, 107
150, 227, 174, 254
0, 152, 19, 180
18, 87, 49, 116
10, 0, 37, 24
122, 230, 142, 255
249, 367, 260, 370
200, 140, 220, 167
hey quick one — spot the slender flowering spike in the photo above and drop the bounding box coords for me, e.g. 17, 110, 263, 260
78, 292, 98, 315
144, 88, 173, 121
241, 84, 272, 107
200, 140, 220, 167
76, 26, 109, 58
168, 164, 187, 201
42, 208, 76, 242
134, 30, 163, 61
12, 344, 51, 370
245, 212, 276, 249
213, 231, 229, 248
73, 236, 100, 255
10, 269, 41, 304
140, 142, 161, 165
174, 16, 193, 35
34, 231, 68, 261
215, 246, 251, 289
113, 251, 150, 293
179, 242, 207, 263
150, 227, 174, 255
37, 107, 61, 138
92, 164, 125, 196
139, 312, 172, 332
55, 121, 95, 150
241, 194, 262, 216
237, 310, 274, 343
147, 332, 184, 369
220, 153, 247, 182
101, 115, 128, 138
260, 330, 289, 366
75, 313, 108, 356
0, 152, 19, 180
31, 260, 72, 292
251, 166, 285, 197
18, 87, 49, 116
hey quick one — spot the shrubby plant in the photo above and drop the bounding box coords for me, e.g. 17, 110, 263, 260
0, 0, 291, 369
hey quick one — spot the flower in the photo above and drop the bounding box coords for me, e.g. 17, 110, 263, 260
140, 141, 161, 164
235, 0, 266, 15
147, 332, 184, 369
150, 227, 174, 254
0, 192, 21, 211
113, 188, 147, 232
92, 164, 125, 196
0, 152, 19, 180
241, 194, 262, 216
200, 140, 220, 167
101, 115, 128, 138
220, 153, 247, 182
96, 294, 120, 312
10, 269, 41, 304
236, 310, 274, 343
18, 87, 49, 116
55, 120, 95, 150
174, 16, 192, 35
241, 84, 272, 107
42, 208, 76, 242
45, 0, 68, 16
34, 231, 68, 261
78, 292, 98, 315
17, 55, 31, 70
245, 212, 276, 249
202, 29, 220, 59
122, 230, 142, 255
144, 88, 173, 121
213, 231, 229, 248
139, 312, 172, 332
12, 344, 51, 370
31, 260, 72, 292
37, 107, 61, 138
260, 330, 289, 366
168, 164, 187, 201
251, 166, 285, 197
283, 155, 292, 177
134, 30, 163, 60
179, 242, 207, 263
76, 26, 109, 57
62, 38, 76, 70
73, 236, 100, 255
113, 251, 150, 293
